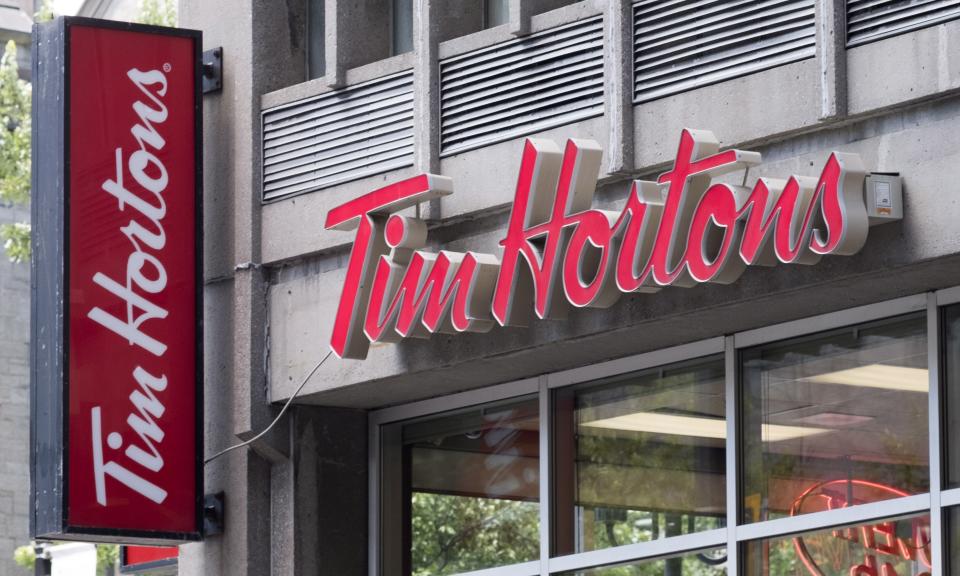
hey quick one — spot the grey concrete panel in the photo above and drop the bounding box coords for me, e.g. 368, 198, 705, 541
815, 0, 847, 120
847, 19, 960, 116
634, 59, 821, 169
325, 0, 392, 87
267, 96, 960, 409
292, 407, 367, 576
438, 0, 485, 42
260, 165, 419, 264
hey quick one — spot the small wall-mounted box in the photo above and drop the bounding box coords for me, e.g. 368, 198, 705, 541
864, 173, 903, 225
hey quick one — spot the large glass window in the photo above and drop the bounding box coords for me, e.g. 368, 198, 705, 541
308, 0, 325, 78
484, 0, 509, 28
375, 296, 960, 576
554, 357, 726, 555
948, 507, 960, 574
381, 396, 539, 576
743, 514, 931, 576
741, 314, 929, 524
392, 0, 413, 55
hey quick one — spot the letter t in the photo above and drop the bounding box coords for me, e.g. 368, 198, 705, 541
325, 174, 452, 359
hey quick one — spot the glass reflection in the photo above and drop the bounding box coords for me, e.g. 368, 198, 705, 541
945, 305, 960, 488
556, 357, 726, 554
743, 514, 931, 576
401, 396, 539, 576
560, 549, 727, 576
948, 507, 960, 575
741, 314, 928, 523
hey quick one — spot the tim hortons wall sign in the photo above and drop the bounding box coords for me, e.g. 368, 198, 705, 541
31, 18, 202, 543
326, 128, 890, 360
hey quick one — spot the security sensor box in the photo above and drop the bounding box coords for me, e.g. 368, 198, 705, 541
864, 173, 903, 225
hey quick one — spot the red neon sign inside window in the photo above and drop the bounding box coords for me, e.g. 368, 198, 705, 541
790, 480, 931, 576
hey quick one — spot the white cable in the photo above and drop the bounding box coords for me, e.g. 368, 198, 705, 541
204, 350, 334, 465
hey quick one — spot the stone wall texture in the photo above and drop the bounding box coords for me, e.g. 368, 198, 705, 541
0, 203, 30, 576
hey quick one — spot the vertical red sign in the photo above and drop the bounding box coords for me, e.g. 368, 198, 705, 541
121, 546, 179, 573
65, 23, 201, 537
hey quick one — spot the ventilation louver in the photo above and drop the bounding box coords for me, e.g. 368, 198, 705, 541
634, 0, 816, 102
847, 0, 960, 47
440, 16, 605, 156
262, 71, 415, 201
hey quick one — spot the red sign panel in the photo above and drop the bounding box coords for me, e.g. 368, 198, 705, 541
121, 546, 178, 574
64, 21, 201, 539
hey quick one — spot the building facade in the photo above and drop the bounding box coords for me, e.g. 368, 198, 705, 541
176, 1, 960, 575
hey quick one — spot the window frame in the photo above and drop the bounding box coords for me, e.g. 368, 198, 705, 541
369, 288, 960, 576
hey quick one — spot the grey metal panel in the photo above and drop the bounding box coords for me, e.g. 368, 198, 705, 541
261, 70, 415, 202
633, 0, 816, 102
846, 0, 960, 47
31, 17, 67, 540
439, 16, 604, 157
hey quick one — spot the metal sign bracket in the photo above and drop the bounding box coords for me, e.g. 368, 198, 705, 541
202, 47, 222, 94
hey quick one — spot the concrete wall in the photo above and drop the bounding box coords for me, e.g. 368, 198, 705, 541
0, 204, 30, 576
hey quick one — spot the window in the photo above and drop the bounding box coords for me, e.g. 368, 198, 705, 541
948, 507, 960, 574
740, 314, 929, 523
945, 304, 960, 489
308, 0, 325, 78
743, 514, 931, 575
485, 0, 508, 28
380, 395, 540, 576
554, 356, 726, 555
373, 293, 959, 576
392, 0, 413, 55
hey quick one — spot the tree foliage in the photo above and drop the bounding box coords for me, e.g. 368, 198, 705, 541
0, 40, 31, 262
137, 0, 177, 27
411, 493, 539, 576
12, 545, 34, 570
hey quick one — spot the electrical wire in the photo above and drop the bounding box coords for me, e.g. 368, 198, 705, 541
203, 350, 334, 465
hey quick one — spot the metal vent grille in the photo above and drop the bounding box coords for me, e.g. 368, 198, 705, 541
847, 0, 960, 47
634, 0, 816, 102
262, 71, 415, 202
440, 16, 604, 157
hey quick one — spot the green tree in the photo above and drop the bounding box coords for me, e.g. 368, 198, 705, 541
137, 0, 177, 26
0, 39, 31, 263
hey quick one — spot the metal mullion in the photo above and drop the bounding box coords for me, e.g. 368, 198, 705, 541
937, 285, 960, 307
368, 419, 381, 576
930, 292, 945, 575
735, 493, 931, 543
734, 293, 927, 348
539, 376, 550, 576
370, 377, 540, 426
547, 528, 728, 573
452, 562, 542, 576
942, 488, 960, 508
547, 336, 725, 389
724, 336, 739, 576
